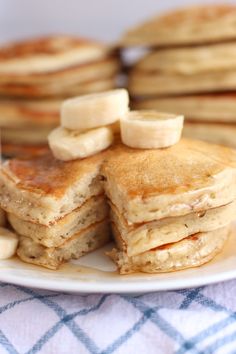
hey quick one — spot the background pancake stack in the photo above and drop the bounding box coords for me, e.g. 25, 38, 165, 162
0, 36, 120, 156
121, 5, 236, 148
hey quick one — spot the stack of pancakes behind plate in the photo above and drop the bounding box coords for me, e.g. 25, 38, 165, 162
0, 152, 110, 270
120, 5, 236, 148
101, 139, 236, 274
0, 35, 120, 157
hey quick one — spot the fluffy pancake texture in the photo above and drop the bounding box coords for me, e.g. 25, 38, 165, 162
17, 220, 110, 270
8, 195, 108, 247
0, 36, 113, 77
134, 94, 236, 123
183, 122, 236, 148
101, 139, 236, 223
0, 151, 107, 225
110, 200, 236, 256
123, 5, 236, 148
109, 226, 230, 274
0, 35, 120, 150
120, 5, 236, 47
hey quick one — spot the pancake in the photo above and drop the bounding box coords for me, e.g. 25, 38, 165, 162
134, 43, 236, 75
128, 68, 236, 96
1, 126, 53, 144
109, 225, 230, 274
101, 139, 236, 224
120, 5, 236, 47
133, 93, 236, 123
110, 200, 236, 256
0, 98, 61, 128
0, 208, 6, 227
0, 35, 113, 78
183, 122, 236, 148
8, 195, 109, 247
1, 143, 50, 158
0, 151, 106, 225
17, 219, 110, 270
0, 59, 119, 98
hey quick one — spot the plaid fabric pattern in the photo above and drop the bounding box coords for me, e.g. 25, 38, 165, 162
0, 281, 236, 354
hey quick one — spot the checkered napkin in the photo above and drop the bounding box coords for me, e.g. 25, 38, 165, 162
0, 281, 236, 354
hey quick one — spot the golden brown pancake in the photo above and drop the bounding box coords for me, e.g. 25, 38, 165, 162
17, 219, 110, 270
8, 195, 109, 247
133, 43, 236, 75
0, 151, 107, 225
0, 59, 119, 98
133, 93, 236, 123
0, 98, 61, 128
0, 36, 114, 79
101, 139, 236, 223
120, 5, 236, 47
110, 200, 236, 256
183, 122, 236, 148
1, 143, 50, 158
109, 225, 230, 274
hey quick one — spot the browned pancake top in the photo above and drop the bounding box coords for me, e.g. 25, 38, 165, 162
0, 36, 102, 61
156, 5, 235, 26
102, 139, 236, 198
5, 151, 106, 197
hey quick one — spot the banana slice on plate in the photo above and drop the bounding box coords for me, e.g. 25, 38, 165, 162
120, 110, 184, 149
48, 126, 114, 161
0, 227, 18, 259
61, 89, 129, 131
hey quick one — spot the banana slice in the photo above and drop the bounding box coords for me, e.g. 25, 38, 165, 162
48, 126, 114, 161
120, 110, 184, 149
0, 227, 18, 259
61, 89, 129, 131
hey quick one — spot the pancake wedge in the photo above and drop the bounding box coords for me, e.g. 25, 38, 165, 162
0, 152, 107, 225
17, 220, 110, 270
8, 195, 108, 247
109, 226, 230, 274
101, 139, 236, 223
110, 200, 236, 256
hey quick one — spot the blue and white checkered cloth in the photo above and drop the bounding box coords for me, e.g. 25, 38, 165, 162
0, 280, 236, 354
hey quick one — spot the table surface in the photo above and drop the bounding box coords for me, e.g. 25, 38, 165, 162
0, 280, 236, 354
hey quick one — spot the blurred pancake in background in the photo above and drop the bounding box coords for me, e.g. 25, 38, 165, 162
120, 5, 236, 47
121, 5, 236, 148
0, 35, 120, 156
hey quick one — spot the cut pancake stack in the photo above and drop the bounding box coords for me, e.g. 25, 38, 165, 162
120, 5, 236, 148
102, 140, 236, 274
0, 36, 120, 156
1, 89, 236, 274
1, 152, 110, 269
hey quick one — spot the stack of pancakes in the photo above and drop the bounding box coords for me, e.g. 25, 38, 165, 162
1, 138, 236, 273
0, 152, 110, 269
0, 36, 120, 156
102, 140, 236, 274
121, 5, 236, 148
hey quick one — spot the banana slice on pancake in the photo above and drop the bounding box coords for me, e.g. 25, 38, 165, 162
120, 110, 184, 149
61, 89, 129, 131
48, 126, 113, 161
0, 228, 18, 259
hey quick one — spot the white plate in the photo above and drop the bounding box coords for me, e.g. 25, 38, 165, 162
0, 227, 236, 294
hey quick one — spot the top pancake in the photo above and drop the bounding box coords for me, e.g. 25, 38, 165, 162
120, 5, 236, 47
102, 139, 236, 223
0, 151, 107, 225
0, 35, 113, 80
